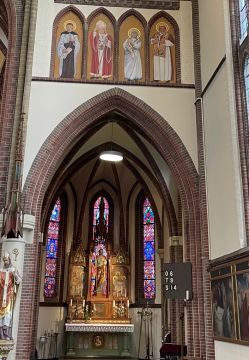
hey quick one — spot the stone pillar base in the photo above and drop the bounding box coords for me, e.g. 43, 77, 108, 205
0, 340, 14, 360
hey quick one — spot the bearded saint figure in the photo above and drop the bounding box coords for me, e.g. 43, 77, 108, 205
0, 252, 21, 340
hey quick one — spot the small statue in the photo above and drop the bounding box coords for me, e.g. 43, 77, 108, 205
0, 252, 21, 340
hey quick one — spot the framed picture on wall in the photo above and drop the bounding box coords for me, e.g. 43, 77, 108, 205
235, 260, 249, 342
211, 266, 236, 341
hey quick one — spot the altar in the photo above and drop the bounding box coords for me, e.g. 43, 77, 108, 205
65, 196, 133, 359
65, 323, 134, 358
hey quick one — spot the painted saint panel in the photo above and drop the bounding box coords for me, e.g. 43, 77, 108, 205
150, 17, 176, 83
118, 15, 145, 81
0, 49, 6, 74
54, 11, 83, 79
87, 14, 114, 80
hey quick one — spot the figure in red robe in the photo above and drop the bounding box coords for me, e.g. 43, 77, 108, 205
89, 20, 112, 79
0, 252, 21, 340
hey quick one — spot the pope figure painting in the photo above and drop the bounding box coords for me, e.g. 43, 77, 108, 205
89, 20, 113, 79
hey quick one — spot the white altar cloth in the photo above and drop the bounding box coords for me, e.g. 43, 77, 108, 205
65, 323, 134, 333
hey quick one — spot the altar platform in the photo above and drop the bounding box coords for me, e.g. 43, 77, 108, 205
65, 322, 134, 359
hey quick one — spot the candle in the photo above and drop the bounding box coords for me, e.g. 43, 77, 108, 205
186, 290, 190, 301
70, 298, 72, 306
113, 300, 115, 308
83, 299, 85, 308
127, 300, 129, 308
124, 289, 127, 298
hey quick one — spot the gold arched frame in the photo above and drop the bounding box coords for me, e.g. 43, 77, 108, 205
87, 13, 114, 80
118, 15, 145, 82
149, 17, 176, 83
0, 50, 5, 74
54, 11, 83, 79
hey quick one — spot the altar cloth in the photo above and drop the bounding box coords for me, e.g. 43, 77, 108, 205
65, 323, 134, 333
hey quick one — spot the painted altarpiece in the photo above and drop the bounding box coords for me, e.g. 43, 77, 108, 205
65, 196, 132, 357
118, 15, 145, 82
53, 11, 83, 80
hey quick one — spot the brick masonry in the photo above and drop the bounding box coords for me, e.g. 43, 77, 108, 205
21, 87, 210, 358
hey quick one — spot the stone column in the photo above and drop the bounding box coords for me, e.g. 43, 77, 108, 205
0, 214, 35, 360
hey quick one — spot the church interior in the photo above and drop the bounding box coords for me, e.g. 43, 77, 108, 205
1, 1, 249, 360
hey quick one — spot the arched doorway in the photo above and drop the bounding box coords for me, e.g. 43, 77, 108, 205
21, 88, 212, 359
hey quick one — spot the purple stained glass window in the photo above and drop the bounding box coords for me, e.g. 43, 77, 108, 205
144, 224, 154, 242
44, 198, 61, 298
93, 196, 109, 237
144, 279, 155, 299
44, 277, 56, 298
45, 258, 57, 277
143, 198, 155, 299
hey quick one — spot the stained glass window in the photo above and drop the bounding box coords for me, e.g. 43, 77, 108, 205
44, 198, 61, 298
90, 196, 109, 296
239, 0, 248, 42
143, 198, 155, 299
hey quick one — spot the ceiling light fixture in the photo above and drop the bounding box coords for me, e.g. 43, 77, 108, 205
99, 122, 123, 162
100, 150, 123, 162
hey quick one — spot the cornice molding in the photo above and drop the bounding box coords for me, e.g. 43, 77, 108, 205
54, 0, 180, 10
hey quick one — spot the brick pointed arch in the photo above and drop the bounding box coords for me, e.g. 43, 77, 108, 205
22, 88, 212, 359
148, 11, 181, 83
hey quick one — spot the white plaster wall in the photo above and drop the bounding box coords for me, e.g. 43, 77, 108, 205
36, 306, 66, 359
215, 341, 249, 360
204, 63, 244, 259
24, 82, 197, 182
199, 0, 226, 88
199, 0, 246, 260
33, 1, 194, 84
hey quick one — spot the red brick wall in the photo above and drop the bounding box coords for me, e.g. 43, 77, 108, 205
20, 88, 212, 359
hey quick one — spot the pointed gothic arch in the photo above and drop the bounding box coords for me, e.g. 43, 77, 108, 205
22, 88, 212, 359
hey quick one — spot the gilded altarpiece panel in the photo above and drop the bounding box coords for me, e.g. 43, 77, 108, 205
87, 14, 114, 80
149, 17, 176, 83
118, 16, 145, 82
53, 11, 83, 80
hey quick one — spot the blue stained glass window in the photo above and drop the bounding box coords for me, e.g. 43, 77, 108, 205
143, 198, 155, 299
239, 0, 248, 41
144, 242, 155, 261
44, 198, 61, 298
